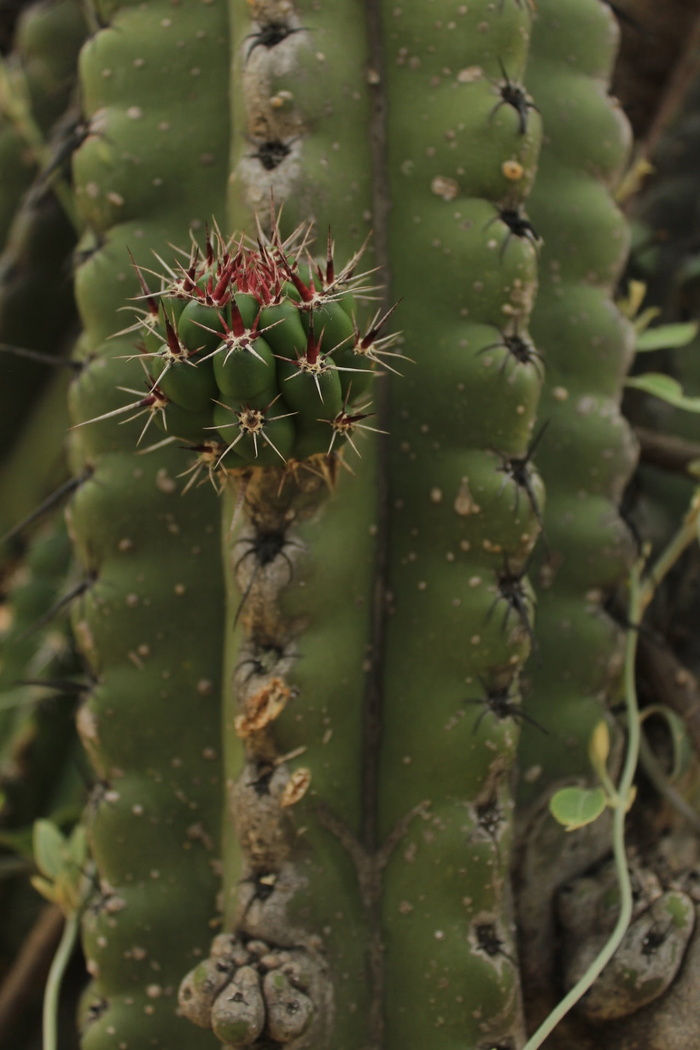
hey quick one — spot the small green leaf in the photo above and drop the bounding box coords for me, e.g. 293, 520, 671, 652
625, 373, 700, 412
66, 825, 88, 870
617, 278, 647, 319
636, 322, 698, 351
33, 819, 66, 881
625, 785, 637, 813
549, 786, 607, 831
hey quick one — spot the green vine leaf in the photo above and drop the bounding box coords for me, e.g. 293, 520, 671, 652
549, 786, 608, 832
33, 819, 66, 882
31, 820, 89, 917
636, 322, 698, 352
625, 373, 700, 412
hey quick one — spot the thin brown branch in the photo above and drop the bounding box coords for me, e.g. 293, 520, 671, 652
0, 903, 64, 1040
635, 425, 700, 477
613, 0, 700, 140
639, 10, 700, 164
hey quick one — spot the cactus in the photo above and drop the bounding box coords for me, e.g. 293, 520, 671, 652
512, 0, 639, 1031
516, 1, 637, 785
375, 6, 545, 1048
67, 2, 230, 1046
2, 2, 700, 1050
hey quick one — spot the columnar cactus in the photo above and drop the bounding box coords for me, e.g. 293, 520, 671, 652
176, 2, 547, 1049
513, 0, 638, 1031
377, 6, 544, 1048
180, 4, 383, 1045
6, 1, 691, 1049
518, 0, 636, 775
67, 3, 230, 1046
0, 515, 77, 814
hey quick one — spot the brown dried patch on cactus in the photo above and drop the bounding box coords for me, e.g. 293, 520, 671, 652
279, 766, 310, 807
235, 676, 293, 738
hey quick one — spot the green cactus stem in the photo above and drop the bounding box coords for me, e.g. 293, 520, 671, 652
176, 1, 547, 1047
68, 1, 231, 1046
516, 0, 637, 792
178, 0, 385, 1040
375, 4, 545, 1047
513, 0, 638, 1035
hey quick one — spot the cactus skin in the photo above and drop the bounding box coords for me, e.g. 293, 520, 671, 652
0, 0, 85, 242
1, 1, 674, 1048
68, 2, 231, 1046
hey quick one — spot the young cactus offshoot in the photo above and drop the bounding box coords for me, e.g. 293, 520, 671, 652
116, 219, 398, 474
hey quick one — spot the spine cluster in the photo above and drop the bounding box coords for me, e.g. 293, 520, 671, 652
124, 223, 393, 469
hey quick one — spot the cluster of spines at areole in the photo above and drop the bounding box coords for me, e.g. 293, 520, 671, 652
110, 219, 397, 474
